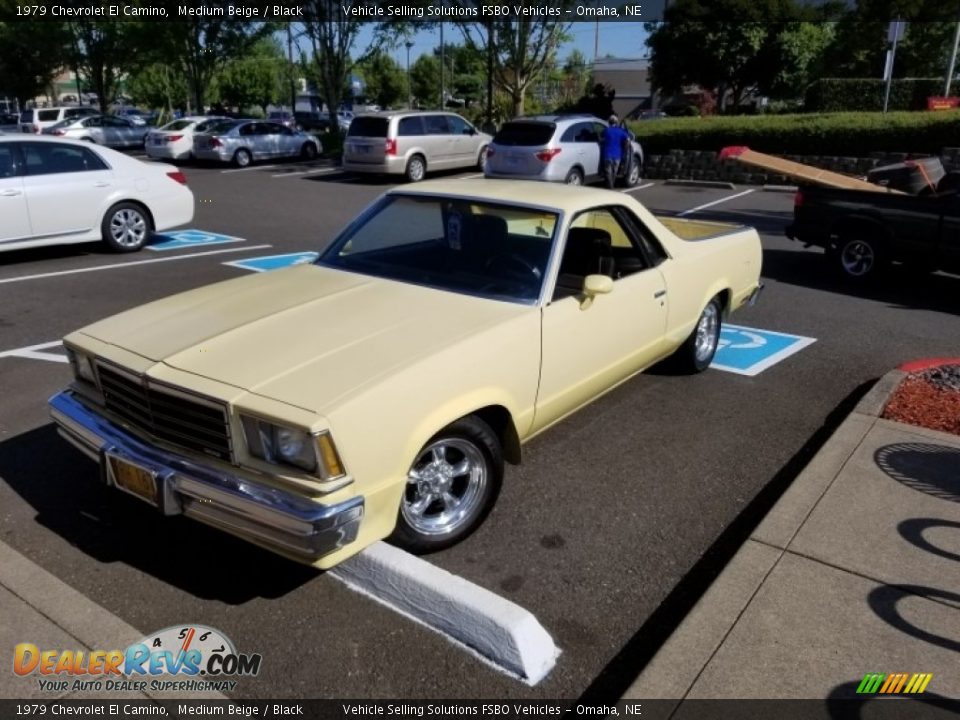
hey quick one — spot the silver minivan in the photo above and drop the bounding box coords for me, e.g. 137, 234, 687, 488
342, 111, 491, 182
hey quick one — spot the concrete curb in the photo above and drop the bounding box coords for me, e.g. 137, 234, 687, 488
330, 541, 559, 685
0, 541, 226, 701
622, 370, 906, 700
664, 179, 737, 190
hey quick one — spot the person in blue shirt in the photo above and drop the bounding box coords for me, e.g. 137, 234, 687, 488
601, 115, 631, 189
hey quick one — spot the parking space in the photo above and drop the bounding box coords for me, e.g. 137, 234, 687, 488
2, 167, 959, 700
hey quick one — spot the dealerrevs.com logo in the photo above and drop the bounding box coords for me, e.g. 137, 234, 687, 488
14, 624, 262, 693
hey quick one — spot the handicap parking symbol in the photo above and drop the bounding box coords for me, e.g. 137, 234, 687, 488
224, 252, 319, 273
711, 324, 816, 376
148, 229, 244, 251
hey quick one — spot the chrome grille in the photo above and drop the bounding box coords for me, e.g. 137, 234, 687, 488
96, 364, 232, 462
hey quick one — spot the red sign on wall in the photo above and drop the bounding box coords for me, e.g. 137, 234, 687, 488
927, 97, 960, 111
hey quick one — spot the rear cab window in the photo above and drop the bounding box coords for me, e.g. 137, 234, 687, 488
493, 122, 555, 146
37, 110, 60, 122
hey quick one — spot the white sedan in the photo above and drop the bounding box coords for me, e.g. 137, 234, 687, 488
145, 116, 227, 162
0, 136, 194, 253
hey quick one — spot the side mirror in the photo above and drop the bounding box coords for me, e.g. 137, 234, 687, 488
466, 127, 476, 135
583, 274, 613, 297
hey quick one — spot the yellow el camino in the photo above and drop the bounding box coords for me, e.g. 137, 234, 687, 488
50, 180, 763, 568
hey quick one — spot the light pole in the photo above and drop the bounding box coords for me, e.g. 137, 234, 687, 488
405, 40, 414, 108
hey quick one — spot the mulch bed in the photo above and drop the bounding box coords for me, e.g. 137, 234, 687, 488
882, 364, 960, 436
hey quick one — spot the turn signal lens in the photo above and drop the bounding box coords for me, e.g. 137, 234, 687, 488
316, 433, 344, 479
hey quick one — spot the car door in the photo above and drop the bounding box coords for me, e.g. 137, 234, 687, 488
258, 122, 285, 158
19, 141, 113, 240
0, 143, 31, 243
241, 123, 268, 159
277, 125, 299, 157
446, 114, 478, 167
105, 116, 138, 147
534, 206, 669, 432
422, 114, 453, 169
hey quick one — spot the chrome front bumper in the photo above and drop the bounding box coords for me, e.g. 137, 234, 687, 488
49, 390, 363, 561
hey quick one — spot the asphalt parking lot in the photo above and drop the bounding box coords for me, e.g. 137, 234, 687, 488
2, 152, 959, 699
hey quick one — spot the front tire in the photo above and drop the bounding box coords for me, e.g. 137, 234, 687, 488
101, 202, 152, 253
390, 416, 503, 553
623, 155, 642, 187
477, 146, 488, 171
673, 296, 722, 373
405, 154, 426, 182
300, 142, 317, 160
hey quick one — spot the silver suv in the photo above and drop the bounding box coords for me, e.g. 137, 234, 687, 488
484, 115, 643, 187
19, 106, 99, 134
342, 111, 491, 182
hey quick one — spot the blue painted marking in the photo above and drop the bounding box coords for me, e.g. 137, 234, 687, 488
148, 229, 243, 251
225, 252, 319, 273
711, 324, 816, 376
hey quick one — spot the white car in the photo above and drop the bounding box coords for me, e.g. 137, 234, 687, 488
0, 136, 194, 253
145, 116, 227, 161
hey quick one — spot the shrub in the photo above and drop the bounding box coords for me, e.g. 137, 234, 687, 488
628, 111, 960, 156
806, 78, 944, 112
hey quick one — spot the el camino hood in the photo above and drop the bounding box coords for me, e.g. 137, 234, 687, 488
79, 264, 529, 413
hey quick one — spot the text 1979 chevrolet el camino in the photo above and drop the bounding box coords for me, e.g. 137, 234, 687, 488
50, 180, 763, 568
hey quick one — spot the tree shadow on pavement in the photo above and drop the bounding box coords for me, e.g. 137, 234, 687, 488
898, 518, 960, 563
874, 443, 960, 504
0, 424, 318, 604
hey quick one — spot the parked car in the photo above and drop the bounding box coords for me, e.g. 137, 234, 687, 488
43, 115, 148, 149
267, 110, 297, 129
145, 116, 227, 161
484, 114, 644, 187
48, 180, 762, 568
114, 107, 155, 126
19, 106, 98, 134
192, 119, 321, 167
0, 136, 193, 252
343, 110, 491, 182
785, 183, 960, 281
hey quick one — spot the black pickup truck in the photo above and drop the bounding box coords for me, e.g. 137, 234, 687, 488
785, 184, 960, 280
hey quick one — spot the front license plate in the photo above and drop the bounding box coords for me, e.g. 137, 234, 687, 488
107, 455, 158, 506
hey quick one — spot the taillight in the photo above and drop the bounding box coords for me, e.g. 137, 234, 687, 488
385, 138, 397, 156
168, 134, 182, 142
167, 171, 188, 185
794, 190, 804, 209
34, 126, 41, 134
535, 148, 562, 163
210, 137, 222, 148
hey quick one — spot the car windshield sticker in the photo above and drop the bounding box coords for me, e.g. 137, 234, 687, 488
447, 213, 462, 251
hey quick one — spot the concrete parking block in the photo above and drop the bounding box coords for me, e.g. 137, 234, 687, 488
622, 539, 781, 700
330, 541, 559, 685
790, 422, 960, 595
687, 552, 960, 699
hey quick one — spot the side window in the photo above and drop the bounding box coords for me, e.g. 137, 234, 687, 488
21, 143, 107, 175
554, 206, 650, 299
397, 116, 424, 136
447, 115, 471, 135
0, 145, 16, 178
239, 123, 258, 136
576, 122, 598, 143
83, 117, 102, 127
424, 115, 450, 135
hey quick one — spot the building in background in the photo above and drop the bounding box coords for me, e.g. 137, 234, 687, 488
590, 57, 653, 119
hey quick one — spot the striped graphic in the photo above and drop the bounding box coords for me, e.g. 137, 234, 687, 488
856, 672, 933, 694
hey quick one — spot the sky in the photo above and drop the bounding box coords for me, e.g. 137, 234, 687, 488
356, 22, 649, 70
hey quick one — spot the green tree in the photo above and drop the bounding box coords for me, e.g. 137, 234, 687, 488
214, 38, 288, 114
410, 53, 440, 107
0, 21, 71, 107
759, 23, 836, 99
302, 0, 366, 131
68, 21, 143, 112
151, 18, 272, 113
356, 51, 406, 108
127, 63, 189, 115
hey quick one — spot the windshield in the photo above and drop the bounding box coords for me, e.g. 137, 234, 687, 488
203, 120, 242, 134
318, 195, 558, 304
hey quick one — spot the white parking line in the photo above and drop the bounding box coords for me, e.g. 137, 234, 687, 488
0, 245, 272, 285
621, 182, 655, 193
0, 340, 67, 363
221, 164, 278, 174
271, 166, 341, 178
677, 189, 757, 217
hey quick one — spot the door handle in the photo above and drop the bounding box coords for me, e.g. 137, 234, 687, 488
94, 181, 110, 187
654, 290, 667, 298
1, 189, 22, 196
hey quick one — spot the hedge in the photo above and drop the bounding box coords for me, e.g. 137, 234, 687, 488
628, 111, 960, 157
805, 78, 944, 112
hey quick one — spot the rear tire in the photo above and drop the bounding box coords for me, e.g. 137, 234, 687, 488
672, 296, 722, 373
834, 233, 886, 281
232, 148, 252, 168
101, 202, 152, 253
564, 167, 584, 186
405, 154, 426, 182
